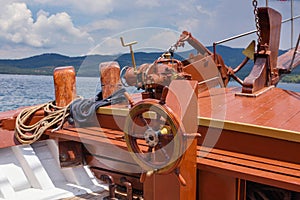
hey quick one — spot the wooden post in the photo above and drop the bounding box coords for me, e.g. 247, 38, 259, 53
100, 61, 121, 99
143, 80, 198, 200
53, 66, 77, 107
53, 66, 80, 167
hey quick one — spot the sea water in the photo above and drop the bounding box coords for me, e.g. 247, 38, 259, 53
0, 74, 101, 112
1, 74, 300, 112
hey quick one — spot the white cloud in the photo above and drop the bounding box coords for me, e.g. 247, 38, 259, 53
33, 11, 93, 46
27, 0, 114, 15
143, 29, 181, 51
85, 19, 123, 32
0, 3, 33, 43
0, 2, 93, 56
196, 5, 214, 17
66, 0, 114, 15
89, 36, 122, 55
176, 19, 202, 35
89, 28, 184, 55
37, 9, 50, 18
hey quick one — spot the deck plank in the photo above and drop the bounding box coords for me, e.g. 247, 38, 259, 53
197, 87, 300, 136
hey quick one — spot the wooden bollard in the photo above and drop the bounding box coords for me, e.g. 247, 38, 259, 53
53, 66, 77, 107
53, 66, 82, 167
100, 61, 121, 99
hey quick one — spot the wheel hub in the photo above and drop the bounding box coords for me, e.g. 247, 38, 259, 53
144, 128, 159, 147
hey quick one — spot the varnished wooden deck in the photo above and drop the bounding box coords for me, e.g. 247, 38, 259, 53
197, 87, 300, 142
198, 87, 300, 130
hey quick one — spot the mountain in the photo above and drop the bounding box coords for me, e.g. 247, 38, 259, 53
0, 52, 162, 76
0, 46, 289, 78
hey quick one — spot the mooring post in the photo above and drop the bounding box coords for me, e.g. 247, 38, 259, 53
53, 66, 77, 107
53, 66, 79, 167
100, 61, 121, 99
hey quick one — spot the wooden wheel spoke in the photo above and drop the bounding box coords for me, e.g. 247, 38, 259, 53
146, 146, 153, 161
159, 133, 174, 141
138, 114, 151, 129
148, 146, 153, 153
158, 143, 170, 160
131, 133, 144, 139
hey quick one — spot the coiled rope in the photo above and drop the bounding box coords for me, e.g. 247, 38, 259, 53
15, 101, 71, 144
14, 88, 126, 145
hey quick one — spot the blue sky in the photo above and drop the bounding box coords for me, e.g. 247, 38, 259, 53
0, 0, 299, 58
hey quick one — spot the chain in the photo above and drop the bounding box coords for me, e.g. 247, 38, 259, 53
253, 0, 262, 45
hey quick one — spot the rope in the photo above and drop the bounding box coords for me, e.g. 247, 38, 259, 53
70, 98, 96, 124
14, 88, 126, 145
70, 88, 127, 124
14, 101, 71, 144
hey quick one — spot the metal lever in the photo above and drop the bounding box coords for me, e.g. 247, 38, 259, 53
120, 177, 133, 200
100, 174, 118, 200
175, 168, 187, 186
159, 86, 169, 105
120, 37, 138, 73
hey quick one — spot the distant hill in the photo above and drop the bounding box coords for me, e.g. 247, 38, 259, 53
0, 52, 162, 76
0, 46, 290, 79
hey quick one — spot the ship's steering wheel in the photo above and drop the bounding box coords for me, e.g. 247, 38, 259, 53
124, 98, 185, 175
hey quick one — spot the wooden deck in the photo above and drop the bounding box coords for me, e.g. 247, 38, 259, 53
197, 86, 300, 142
199, 86, 300, 132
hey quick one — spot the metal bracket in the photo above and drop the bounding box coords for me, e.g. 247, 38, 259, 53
59, 141, 83, 168
100, 174, 118, 200
120, 37, 138, 73
120, 177, 133, 200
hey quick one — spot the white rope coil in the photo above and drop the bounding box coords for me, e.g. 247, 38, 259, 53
14, 101, 70, 144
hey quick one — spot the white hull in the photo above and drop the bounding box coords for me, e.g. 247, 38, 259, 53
0, 139, 106, 200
